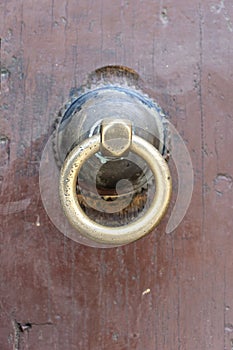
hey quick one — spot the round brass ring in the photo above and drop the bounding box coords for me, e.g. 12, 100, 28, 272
59, 134, 172, 246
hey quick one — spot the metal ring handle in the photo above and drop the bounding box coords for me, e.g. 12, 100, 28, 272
59, 134, 172, 246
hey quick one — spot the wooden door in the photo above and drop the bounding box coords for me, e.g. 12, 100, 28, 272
1, 1, 233, 349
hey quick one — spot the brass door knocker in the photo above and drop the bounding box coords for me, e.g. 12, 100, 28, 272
59, 118, 171, 245
50, 66, 172, 246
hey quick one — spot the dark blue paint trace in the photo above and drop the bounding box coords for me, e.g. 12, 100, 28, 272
58, 86, 164, 132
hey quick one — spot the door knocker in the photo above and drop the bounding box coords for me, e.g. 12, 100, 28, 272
40, 66, 176, 247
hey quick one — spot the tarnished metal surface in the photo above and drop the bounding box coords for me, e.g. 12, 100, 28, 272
59, 120, 172, 246
53, 65, 168, 167
53, 67, 170, 230
100, 119, 132, 157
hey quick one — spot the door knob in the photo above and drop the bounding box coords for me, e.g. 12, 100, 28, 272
52, 66, 172, 246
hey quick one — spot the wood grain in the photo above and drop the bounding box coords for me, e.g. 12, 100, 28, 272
0, 0, 233, 349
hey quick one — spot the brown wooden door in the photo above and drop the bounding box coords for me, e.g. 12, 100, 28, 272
1, 1, 233, 349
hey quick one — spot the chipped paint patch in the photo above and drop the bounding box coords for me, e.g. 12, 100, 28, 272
142, 288, 151, 296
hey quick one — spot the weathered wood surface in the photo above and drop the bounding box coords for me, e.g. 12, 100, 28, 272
0, 1, 233, 349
